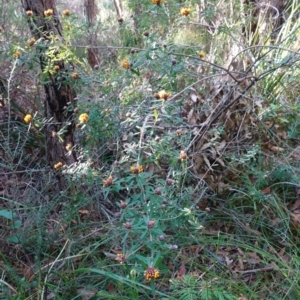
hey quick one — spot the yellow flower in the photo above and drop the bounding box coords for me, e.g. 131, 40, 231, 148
62, 9, 71, 16
44, 9, 54, 17
24, 114, 32, 124
27, 38, 36, 47
26, 10, 33, 17
53, 65, 60, 72
54, 162, 63, 169
158, 90, 172, 100
152, 0, 162, 5
180, 150, 188, 161
144, 266, 160, 280
115, 253, 126, 264
180, 8, 191, 16
71, 72, 80, 79
13, 51, 21, 59
103, 175, 113, 187
198, 51, 206, 59
79, 113, 89, 123
153, 92, 160, 99
130, 165, 144, 174
122, 59, 130, 69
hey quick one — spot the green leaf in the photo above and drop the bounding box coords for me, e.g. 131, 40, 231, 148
12, 220, 21, 229
153, 109, 159, 122
7, 235, 20, 243
0, 210, 13, 220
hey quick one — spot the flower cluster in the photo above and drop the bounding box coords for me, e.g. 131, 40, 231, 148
62, 9, 71, 16
27, 38, 36, 47
122, 59, 130, 69
103, 175, 113, 187
147, 220, 156, 229
23, 114, 32, 124
71, 72, 80, 79
180, 150, 188, 161
44, 9, 54, 17
144, 266, 160, 280
54, 162, 63, 169
152, 0, 162, 5
26, 10, 33, 17
119, 200, 127, 209
180, 8, 191, 16
13, 51, 21, 59
130, 165, 144, 174
79, 113, 89, 124
53, 65, 60, 72
123, 222, 132, 229
115, 253, 126, 264
154, 90, 172, 101
198, 51, 206, 59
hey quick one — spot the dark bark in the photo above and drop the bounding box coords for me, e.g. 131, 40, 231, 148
21, 0, 77, 188
113, 0, 123, 18
248, 0, 286, 38
84, 0, 99, 68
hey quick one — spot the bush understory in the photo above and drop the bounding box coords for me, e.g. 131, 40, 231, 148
1, 0, 300, 299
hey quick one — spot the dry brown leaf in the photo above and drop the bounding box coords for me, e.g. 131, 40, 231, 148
200, 142, 212, 151
78, 209, 89, 215
193, 155, 204, 170
270, 146, 284, 153
203, 154, 213, 171
190, 91, 199, 104
216, 140, 226, 153
290, 212, 300, 229
22, 264, 34, 281
225, 256, 233, 266
209, 148, 217, 159
291, 199, 300, 212
261, 186, 271, 195
178, 262, 186, 276
215, 157, 225, 167
77, 288, 98, 300
187, 109, 197, 125
107, 284, 115, 293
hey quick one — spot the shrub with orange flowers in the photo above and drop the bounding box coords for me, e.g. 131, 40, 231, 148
180, 8, 191, 16
13, 51, 21, 58
27, 38, 36, 47
53, 65, 60, 72
44, 9, 54, 17
122, 59, 130, 69
26, 10, 33, 17
144, 266, 160, 280
103, 175, 113, 187
62, 9, 71, 16
130, 165, 144, 174
157, 90, 172, 100
152, 0, 162, 5
198, 51, 206, 59
180, 150, 188, 161
54, 162, 63, 169
115, 253, 126, 264
23, 114, 32, 124
79, 113, 89, 123
71, 72, 80, 79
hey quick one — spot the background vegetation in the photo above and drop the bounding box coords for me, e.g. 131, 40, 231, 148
1, 0, 300, 299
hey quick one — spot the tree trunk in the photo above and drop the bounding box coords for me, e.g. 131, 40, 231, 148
248, 0, 286, 42
21, 0, 77, 189
84, 0, 99, 68
113, 0, 123, 18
